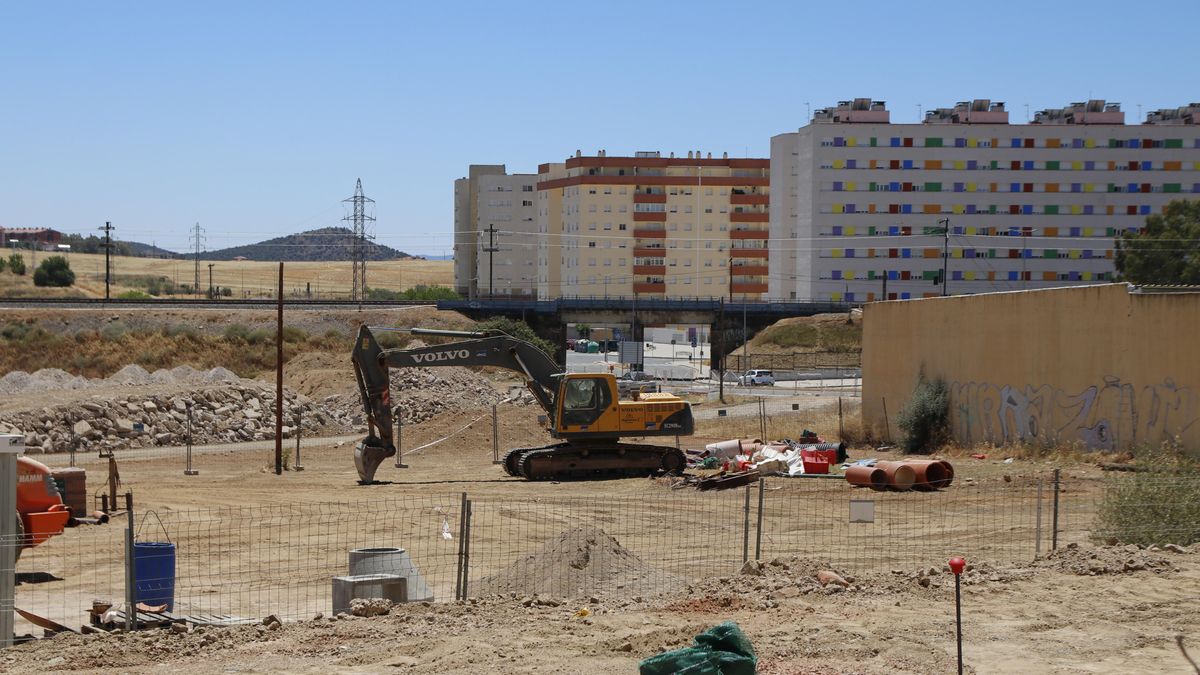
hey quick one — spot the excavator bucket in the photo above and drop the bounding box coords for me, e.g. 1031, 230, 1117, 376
354, 439, 394, 484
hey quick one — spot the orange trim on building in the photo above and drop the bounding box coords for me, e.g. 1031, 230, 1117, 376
730, 264, 768, 275
633, 212, 667, 222
730, 230, 768, 240
564, 156, 768, 170
633, 282, 666, 293
633, 264, 667, 275
730, 194, 769, 205
731, 282, 769, 293
730, 249, 768, 259
632, 227, 667, 238
633, 193, 667, 203
537, 175, 769, 190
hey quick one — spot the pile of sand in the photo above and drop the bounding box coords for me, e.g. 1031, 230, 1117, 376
0, 364, 239, 395
473, 526, 682, 599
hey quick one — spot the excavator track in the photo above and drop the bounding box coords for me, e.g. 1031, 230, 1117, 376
516, 442, 686, 481
501, 443, 569, 476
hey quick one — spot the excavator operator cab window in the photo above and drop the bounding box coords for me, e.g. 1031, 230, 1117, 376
561, 377, 611, 427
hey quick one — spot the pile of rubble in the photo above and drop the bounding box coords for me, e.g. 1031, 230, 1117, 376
0, 381, 338, 452
1036, 542, 1186, 576
0, 365, 364, 451
321, 367, 531, 427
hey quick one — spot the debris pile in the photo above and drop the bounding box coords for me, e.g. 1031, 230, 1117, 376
1036, 543, 1178, 576
473, 526, 683, 599
321, 366, 531, 427
0, 380, 328, 452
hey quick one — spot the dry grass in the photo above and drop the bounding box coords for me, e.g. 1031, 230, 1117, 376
5, 251, 452, 299
693, 399, 865, 446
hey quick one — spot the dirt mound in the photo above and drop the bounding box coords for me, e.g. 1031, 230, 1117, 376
474, 526, 682, 599
1036, 543, 1176, 576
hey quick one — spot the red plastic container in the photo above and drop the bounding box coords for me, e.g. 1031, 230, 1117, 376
800, 448, 831, 474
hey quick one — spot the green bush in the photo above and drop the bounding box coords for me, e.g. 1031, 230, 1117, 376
365, 285, 460, 301
224, 324, 251, 341
117, 290, 152, 299
477, 317, 556, 359
246, 328, 273, 345
282, 326, 307, 343
164, 323, 199, 340
895, 375, 950, 454
761, 324, 818, 348
100, 321, 129, 340
1094, 445, 1200, 546
0, 257, 7, 272
8, 253, 26, 275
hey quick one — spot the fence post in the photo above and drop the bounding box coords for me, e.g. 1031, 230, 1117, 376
293, 409, 304, 471
454, 492, 467, 600
184, 403, 198, 476
754, 477, 765, 561
1051, 469, 1061, 551
394, 411, 407, 469
124, 491, 136, 631
742, 485, 751, 564
838, 397, 844, 439
1035, 478, 1044, 559
492, 405, 500, 464
461, 500, 473, 600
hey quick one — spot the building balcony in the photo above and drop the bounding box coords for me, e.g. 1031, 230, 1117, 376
633, 211, 667, 222
633, 246, 666, 257
633, 282, 666, 294
730, 248, 768, 259
633, 264, 666, 275
633, 227, 667, 239
633, 193, 667, 204
731, 282, 769, 294
730, 211, 769, 223
730, 264, 768, 275
730, 193, 769, 205
730, 229, 768, 240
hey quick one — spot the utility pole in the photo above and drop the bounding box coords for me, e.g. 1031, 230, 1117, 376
98, 221, 114, 300
190, 222, 205, 298
344, 178, 375, 302
483, 224, 500, 298
937, 218, 950, 296
882, 270, 888, 300
207, 263, 215, 299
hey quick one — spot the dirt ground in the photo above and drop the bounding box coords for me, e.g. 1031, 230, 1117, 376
2, 306, 1198, 673
3, 400, 1196, 674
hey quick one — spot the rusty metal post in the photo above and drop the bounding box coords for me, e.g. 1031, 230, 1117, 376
124, 492, 136, 631
293, 409, 304, 471
275, 262, 284, 475
1051, 469, 1061, 551
491, 405, 500, 464
1035, 478, 1044, 558
454, 492, 467, 600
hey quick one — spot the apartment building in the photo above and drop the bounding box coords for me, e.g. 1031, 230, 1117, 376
535, 150, 770, 299
452, 165, 537, 298
770, 99, 1200, 302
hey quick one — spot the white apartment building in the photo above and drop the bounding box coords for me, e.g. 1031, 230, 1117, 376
452, 165, 537, 298
770, 99, 1200, 302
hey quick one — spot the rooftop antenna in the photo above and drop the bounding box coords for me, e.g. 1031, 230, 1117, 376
1024, 103, 1030, 122
917, 103, 922, 120
805, 101, 811, 120
1137, 103, 1143, 120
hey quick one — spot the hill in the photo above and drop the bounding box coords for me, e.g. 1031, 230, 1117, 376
201, 227, 409, 262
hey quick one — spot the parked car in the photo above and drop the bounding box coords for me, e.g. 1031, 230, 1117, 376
566, 339, 577, 350
738, 369, 775, 386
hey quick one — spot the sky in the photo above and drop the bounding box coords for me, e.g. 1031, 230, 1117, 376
2, 1, 1192, 257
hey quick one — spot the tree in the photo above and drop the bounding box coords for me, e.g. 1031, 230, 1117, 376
476, 317, 556, 359
0, 257, 6, 273
1115, 199, 1200, 285
7, 253, 26, 275
575, 323, 592, 339
32, 256, 75, 287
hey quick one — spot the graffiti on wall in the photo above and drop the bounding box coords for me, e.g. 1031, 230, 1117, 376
950, 377, 1198, 451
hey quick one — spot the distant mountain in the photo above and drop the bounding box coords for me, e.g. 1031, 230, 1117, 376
123, 240, 181, 258
200, 227, 409, 262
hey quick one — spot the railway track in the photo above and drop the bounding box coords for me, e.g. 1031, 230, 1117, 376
0, 297, 436, 310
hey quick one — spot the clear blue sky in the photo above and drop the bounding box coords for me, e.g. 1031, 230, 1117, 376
2, 1, 1192, 256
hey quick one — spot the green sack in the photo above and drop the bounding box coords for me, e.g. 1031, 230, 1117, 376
639, 621, 757, 675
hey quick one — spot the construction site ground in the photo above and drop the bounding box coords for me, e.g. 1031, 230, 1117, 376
5, 401, 1199, 674
2, 307, 1197, 673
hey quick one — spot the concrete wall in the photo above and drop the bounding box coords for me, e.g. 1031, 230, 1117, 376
862, 284, 1200, 454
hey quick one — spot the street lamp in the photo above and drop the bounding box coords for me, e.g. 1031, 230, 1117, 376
936, 218, 951, 296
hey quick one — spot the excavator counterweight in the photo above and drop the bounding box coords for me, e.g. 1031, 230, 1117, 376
351, 325, 692, 483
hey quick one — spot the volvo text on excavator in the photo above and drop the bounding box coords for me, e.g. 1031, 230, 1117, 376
351, 326, 694, 483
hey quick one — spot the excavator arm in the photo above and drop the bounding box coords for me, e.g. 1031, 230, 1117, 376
351, 325, 562, 482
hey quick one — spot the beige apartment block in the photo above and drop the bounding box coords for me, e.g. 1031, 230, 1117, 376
535, 150, 770, 300
770, 99, 1200, 302
453, 165, 537, 298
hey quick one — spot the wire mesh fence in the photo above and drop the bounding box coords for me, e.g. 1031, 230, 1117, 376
5, 472, 1198, 637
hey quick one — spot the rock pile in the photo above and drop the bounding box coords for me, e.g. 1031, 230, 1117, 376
0, 382, 337, 452
1036, 542, 1180, 576
322, 366, 531, 427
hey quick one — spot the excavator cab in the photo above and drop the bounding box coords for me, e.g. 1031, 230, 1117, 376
557, 376, 613, 429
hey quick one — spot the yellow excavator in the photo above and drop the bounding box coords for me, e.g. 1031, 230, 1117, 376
351, 326, 693, 483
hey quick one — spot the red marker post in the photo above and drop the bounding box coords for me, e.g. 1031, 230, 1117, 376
949, 556, 966, 675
